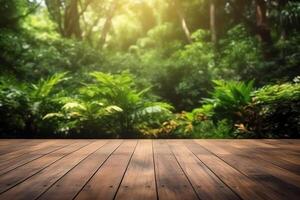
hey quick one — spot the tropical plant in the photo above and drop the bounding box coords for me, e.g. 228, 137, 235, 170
0, 72, 67, 137
87, 71, 174, 137
24, 72, 68, 136
203, 80, 254, 121
44, 71, 174, 138
44, 98, 123, 137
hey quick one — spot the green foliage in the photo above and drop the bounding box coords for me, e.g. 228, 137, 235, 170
136, 23, 178, 49
247, 82, 300, 138
202, 80, 254, 122
0, 0, 39, 29
272, 33, 300, 82
31, 72, 68, 98
140, 29, 215, 110
191, 119, 233, 139
0, 28, 103, 81
253, 82, 300, 104
146, 111, 232, 139
276, 1, 300, 31
43, 71, 174, 138
0, 77, 28, 135
0, 0, 299, 139
0, 73, 67, 137
87, 71, 174, 137
44, 98, 119, 137
218, 25, 263, 80
171, 30, 214, 109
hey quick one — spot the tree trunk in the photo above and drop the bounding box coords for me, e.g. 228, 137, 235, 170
210, 0, 217, 44
64, 0, 82, 39
255, 0, 271, 46
45, 0, 64, 35
98, 1, 117, 48
278, 0, 288, 39
173, 0, 192, 43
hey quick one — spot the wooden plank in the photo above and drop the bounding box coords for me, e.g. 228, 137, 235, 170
261, 139, 300, 150
0, 139, 25, 146
0, 140, 105, 200
0, 140, 44, 156
228, 140, 300, 175
240, 140, 300, 157
208, 141, 300, 188
153, 140, 199, 200
0, 140, 45, 154
0, 140, 73, 175
256, 139, 300, 157
198, 140, 300, 199
236, 139, 300, 154
114, 140, 157, 200
38, 140, 122, 200
0, 140, 91, 194
0, 140, 62, 162
187, 140, 280, 200
75, 140, 137, 200
0, 142, 31, 154
167, 140, 239, 200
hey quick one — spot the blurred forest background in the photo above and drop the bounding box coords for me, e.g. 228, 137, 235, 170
0, 0, 299, 138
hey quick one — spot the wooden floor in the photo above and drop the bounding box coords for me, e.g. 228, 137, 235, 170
0, 140, 299, 200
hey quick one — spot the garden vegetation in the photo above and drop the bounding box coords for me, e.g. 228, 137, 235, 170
0, 0, 299, 138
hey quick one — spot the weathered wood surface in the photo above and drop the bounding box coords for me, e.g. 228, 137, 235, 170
0, 139, 299, 200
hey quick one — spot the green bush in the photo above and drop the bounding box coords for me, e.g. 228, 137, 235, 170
0, 73, 67, 137
191, 119, 233, 139
218, 25, 263, 81
44, 71, 174, 138
248, 81, 300, 138
0, 77, 28, 135
0, 29, 104, 81
202, 80, 254, 122
145, 109, 232, 139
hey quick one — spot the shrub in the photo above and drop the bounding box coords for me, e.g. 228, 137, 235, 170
249, 81, 300, 138
218, 25, 263, 81
191, 119, 233, 139
147, 110, 233, 139
44, 98, 123, 138
45, 71, 174, 138
0, 29, 104, 81
202, 80, 254, 122
0, 73, 67, 137
0, 77, 28, 136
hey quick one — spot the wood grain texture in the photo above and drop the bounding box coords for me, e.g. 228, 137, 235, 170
153, 140, 199, 200
0, 139, 299, 200
0, 140, 73, 175
188, 140, 283, 200
0, 141, 91, 194
196, 140, 300, 199
114, 140, 157, 200
39, 140, 122, 200
0, 140, 99, 200
168, 140, 239, 200
75, 140, 137, 200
